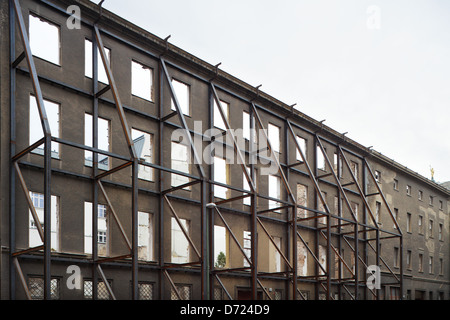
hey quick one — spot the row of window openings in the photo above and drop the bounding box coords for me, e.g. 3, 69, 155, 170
27, 275, 446, 300
28, 277, 153, 300
28, 276, 284, 300
28, 193, 279, 270
28, 95, 330, 200
28, 192, 446, 280
395, 179, 443, 210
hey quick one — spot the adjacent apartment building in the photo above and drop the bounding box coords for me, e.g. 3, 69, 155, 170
0, 0, 448, 300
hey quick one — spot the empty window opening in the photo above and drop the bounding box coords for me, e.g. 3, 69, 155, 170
242, 166, 254, 206
214, 225, 227, 268
319, 245, 327, 276
268, 175, 281, 212
393, 179, 398, 190
29, 95, 60, 158
350, 161, 358, 179
429, 220, 434, 238
418, 190, 423, 201
317, 145, 326, 171
243, 110, 250, 141
138, 211, 153, 261
439, 223, 443, 241
213, 99, 229, 131
269, 236, 282, 273
406, 213, 412, 233
333, 153, 338, 173
393, 208, 399, 229
296, 183, 308, 218
375, 170, 381, 183
375, 201, 381, 224
296, 136, 307, 161
132, 128, 153, 181
84, 201, 109, 256
84, 113, 110, 170
29, 14, 60, 65
406, 250, 412, 269
242, 110, 257, 143
171, 79, 190, 115
268, 123, 280, 153
429, 256, 434, 274
394, 247, 399, 268
171, 217, 189, 263
406, 185, 411, 196
351, 201, 360, 223
297, 241, 308, 276
418, 253, 424, 272
29, 192, 59, 251
85, 39, 111, 84
171, 141, 190, 188
131, 60, 154, 101
243, 231, 252, 268
418, 215, 424, 234
214, 156, 228, 199
318, 192, 328, 224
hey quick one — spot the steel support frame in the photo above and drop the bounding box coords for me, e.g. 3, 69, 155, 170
7, 0, 402, 301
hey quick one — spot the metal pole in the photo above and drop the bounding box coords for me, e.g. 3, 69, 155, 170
43, 135, 52, 300
9, 0, 16, 299
92, 28, 99, 300
158, 60, 165, 299
201, 179, 209, 300
131, 159, 139, 300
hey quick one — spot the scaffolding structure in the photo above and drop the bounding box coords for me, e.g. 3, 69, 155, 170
8, 0, 403, 300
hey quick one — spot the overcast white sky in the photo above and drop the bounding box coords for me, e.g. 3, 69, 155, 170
94, 0, 450, 183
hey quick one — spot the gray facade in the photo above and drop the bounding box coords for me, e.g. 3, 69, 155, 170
0, 0, 448, 300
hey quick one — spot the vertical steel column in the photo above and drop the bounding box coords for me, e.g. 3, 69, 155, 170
131, 159, 139, 299
313, 135, 320, 299
207, 87, 214, 300
43, 133, 52, 300
158, 61, 165, 300
9, 0, 16, 300
336, 152, 342, 299
201, 173, 209, 299
248, 104, 257, 300
91, 28, 99, 300
362, 159, 368, 300
285, 121, 297, 300
399, 236, 404, 300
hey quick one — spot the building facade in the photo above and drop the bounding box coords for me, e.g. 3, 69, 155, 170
0, 0, 448, 300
